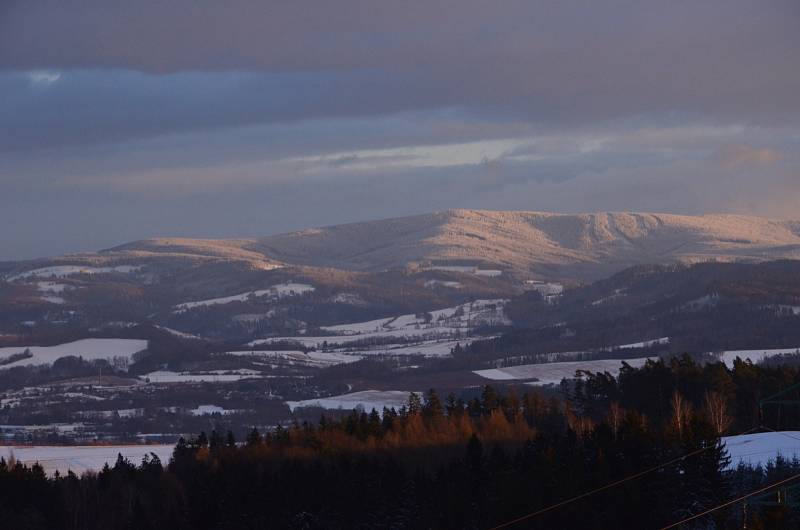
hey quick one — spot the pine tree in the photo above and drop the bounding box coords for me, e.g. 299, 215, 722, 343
424, 388, 444, 419
407, 392, 422, 414
246, 427, 262, 446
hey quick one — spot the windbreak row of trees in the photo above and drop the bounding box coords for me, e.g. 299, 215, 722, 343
4, 358, 800, 529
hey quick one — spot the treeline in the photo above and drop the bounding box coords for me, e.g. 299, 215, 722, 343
5, 360, 800, 528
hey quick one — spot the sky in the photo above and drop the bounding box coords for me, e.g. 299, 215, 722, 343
1, 1, 799, 260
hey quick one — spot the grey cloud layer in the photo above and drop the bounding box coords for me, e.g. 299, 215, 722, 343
0, 1, 798, 259
3, 1, 799, 131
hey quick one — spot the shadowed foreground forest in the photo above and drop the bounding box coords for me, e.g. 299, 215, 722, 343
4, 357, 800, 529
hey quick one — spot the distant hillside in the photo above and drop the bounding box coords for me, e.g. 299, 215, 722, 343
99, 209, 800, 281
470, 260, 800, 360
256, 210, 800, 278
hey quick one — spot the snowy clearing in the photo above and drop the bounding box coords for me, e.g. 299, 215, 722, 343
614, 337, 670, 350
225, 349, 361, 367
0, 339, 148, 370
174, 282, 315, 311
7, 265, 140, 281
154, 326, 201, 340
319, 299, 508, 337
719, 348, 800, 367
0, 444, 175, 476
286, 390, 418, 413
247, 299, 507, 357
424, 280, 462, 288
142, 370, 262, 383
189, 405, 235, 416
36, 281, 72, 293
37, 281, 71, 304
723, 432, 800, 469
474, 357, 654, 385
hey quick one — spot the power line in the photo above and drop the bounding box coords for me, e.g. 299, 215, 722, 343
659, 471, 800, 530
488, 426, 762, 530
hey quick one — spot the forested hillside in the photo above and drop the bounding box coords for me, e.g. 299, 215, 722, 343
5, 357, 800, 529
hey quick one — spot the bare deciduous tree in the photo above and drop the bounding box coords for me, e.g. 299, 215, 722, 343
608, 401, 624, 440
704, 391, 733, 436
670, 390, 692, 439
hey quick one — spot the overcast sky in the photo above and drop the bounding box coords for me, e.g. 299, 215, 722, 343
1, 1, 799, 260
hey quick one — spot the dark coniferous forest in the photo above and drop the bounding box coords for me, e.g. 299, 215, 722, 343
3, 357, 800, 529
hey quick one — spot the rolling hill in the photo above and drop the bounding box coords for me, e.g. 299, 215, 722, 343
84, 209, 800, 281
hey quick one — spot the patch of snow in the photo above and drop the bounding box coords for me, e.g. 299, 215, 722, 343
524, 281, 564, 297
35, 281, 76, 304
613, 337, 670, 350
591, 288, 626, 306
329, 293, 368, 305
0, 339, 148, 370
154, 326, 200, 340
247, 300, 506, 357
271, 282, 315, 297
768, 305, 800, 316
0, 444, 175, 476
8, 265, 140, 282
225, 350, 361, 367
40, 295, 66, 305
427, 265, 475, 273
319, 299, 508, 337
719, 348, 800, 367
142, 370, 261, 383
474, 357, 654, 385
189, 405, 234, 416
36, 282, 71, 294
424, 280, 462, 288
174, 282, 315, 312
723, 432, 800, 469
286, 390, 418, 413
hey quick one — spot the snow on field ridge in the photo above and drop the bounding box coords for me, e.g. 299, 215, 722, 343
7, 265, 140, 281
723, 432, 800, 469
225, 349, 361, 367
1, 445, 175, 476
287, 390, 418, 413
0, 339, 148, 370
319, 299, 508, 337
248, 299, 507, 358
143, 370, 261, 383
474, 357, 654, 385
719, 348, 800, 367
174, 282, 314, 311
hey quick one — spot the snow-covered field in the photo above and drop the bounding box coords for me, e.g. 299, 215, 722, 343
424, 280, 462, 288
723, 432, 800, 469
189, 405, 235, 416
320, 299, 507, 337
154, 326, 201, 340
474, 357, 654, 385
719, 348, 800, 367
0, 339, 148, 370
0, 444, 175, 475
287, 390, 417, 413
7, 265, 140, 282
174, 282, 315, 312
225, 349, 361, 367
615, 337, 670, 350
247, 299, 506, 358
143, 370, 261, 383
36, 281, 75, 304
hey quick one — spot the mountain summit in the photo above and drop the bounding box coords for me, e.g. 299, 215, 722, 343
102, 210, 800, 280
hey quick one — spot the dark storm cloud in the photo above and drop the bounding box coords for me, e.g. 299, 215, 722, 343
2, 0, 799, 137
